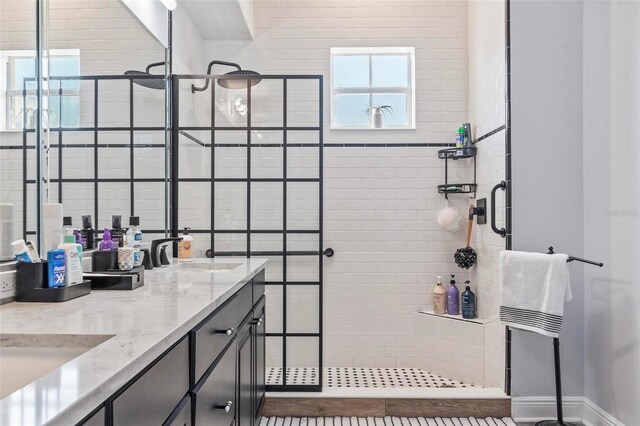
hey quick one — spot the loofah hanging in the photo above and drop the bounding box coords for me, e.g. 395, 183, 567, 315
437, 202, 461, 232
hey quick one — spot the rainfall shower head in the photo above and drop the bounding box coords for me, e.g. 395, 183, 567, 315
191, 60, 261, 93
124, 62, 166, 90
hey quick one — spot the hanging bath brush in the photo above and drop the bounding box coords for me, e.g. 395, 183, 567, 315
454, 205, 477, 269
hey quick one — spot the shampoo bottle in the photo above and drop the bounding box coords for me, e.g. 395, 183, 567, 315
461, 281, 476, 319
126, 216, 142, 267
178, 227, 193, 261
80, 215, 94, 250
432, 275, 446, 314
98, 228, 115, 251
111, 215, 124, 247
447, 275, 460, 315
58, 231, 83, 285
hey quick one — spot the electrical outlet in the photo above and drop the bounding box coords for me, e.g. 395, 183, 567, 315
1, 270, 17, 294
82, 257, 92, 273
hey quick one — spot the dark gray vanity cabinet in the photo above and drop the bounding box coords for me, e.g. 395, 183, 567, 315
76, 269, 266, 426
252, 296, 266, 424
193, 342, 237, 426
237, 314, 254, 426
111, 337, 190, 426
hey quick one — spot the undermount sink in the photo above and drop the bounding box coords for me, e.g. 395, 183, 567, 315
0, 334, 113, 399
178, 262, 242, 273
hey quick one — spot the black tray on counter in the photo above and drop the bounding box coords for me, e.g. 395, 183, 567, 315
84, 266, 145, 290
16, 261, 92, 302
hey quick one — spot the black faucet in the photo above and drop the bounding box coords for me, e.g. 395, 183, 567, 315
150, 237, 183, 267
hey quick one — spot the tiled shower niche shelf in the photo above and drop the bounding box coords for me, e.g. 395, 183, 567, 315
437, 146, 477, 160
417, 310, 492, 325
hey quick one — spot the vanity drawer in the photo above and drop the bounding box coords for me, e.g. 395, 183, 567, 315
253, 270, 265, 304
111, 336, 189, 426
193, 342, 236, 426
193, 295, 239, 382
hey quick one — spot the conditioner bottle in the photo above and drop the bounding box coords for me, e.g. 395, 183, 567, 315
432, 275, 446, 314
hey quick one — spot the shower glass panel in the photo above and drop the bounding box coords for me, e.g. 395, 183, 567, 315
172, 74, 325, 391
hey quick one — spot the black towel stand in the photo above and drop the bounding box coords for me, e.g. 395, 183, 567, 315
526, 246, 603, 426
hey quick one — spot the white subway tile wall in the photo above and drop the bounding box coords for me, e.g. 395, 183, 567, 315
0, 0, 508, 389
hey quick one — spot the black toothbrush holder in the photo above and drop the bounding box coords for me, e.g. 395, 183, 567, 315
15, 261, 91, 302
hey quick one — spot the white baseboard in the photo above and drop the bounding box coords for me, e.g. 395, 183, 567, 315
512, 396, 584, 423
512, 396, 625, 426
582, 398, 626, 426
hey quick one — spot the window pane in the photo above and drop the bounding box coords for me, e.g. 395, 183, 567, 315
51, 57, 80, 90
333, 55, 369, 88
372, 55, 408, 87
9, 95, 37, 129
334, 93, 369, 127
13, 58, 36, 90
372, 93, 408, 126
50, 95, 80, 128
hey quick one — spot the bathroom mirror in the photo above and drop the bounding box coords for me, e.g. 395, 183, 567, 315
0, 0, 170, 262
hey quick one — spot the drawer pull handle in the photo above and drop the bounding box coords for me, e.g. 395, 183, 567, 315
252, 316, 264, 327
224, 401, 233, 413
214, 327, 234, 336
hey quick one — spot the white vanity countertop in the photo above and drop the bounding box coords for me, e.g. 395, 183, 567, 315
0, 257, 268, 426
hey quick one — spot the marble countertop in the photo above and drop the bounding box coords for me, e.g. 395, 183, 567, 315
0, 257, 268, 426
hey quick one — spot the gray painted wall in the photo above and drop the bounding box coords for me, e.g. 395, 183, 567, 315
583, 1, 640, 423
510, 0, 585, 398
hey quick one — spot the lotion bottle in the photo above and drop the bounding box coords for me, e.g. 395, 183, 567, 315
178, 227, 193, 261
58, 230, 83, 285
461, 281, 476, 319
447, 274, 460, 315
432, 275, 446, 314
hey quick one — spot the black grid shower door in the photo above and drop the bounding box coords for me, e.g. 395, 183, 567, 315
171, 74, 326, 392
22, 74, 169, 241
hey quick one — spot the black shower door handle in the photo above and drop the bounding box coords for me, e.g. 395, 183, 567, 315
491, 181, 507, 238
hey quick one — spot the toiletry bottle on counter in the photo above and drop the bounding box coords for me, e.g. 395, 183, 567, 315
25, 240, 40, 261
461, 281, 476, 319
126, 216, 142, 267
111, 215, 124, 247
11, 239, 35, 262
433, 275, 446, 314
98, 228, 115, 251
58, 230, 83, 285
178, 227, 193, 261
47, 249, 66, 288
447, 275, 460, 315
80, 215, 94, 249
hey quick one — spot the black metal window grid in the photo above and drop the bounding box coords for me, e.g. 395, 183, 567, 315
171, 74, 325, 392
21, 74, 169, 238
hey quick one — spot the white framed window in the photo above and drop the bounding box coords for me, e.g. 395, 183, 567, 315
330, 47, 415, 130
0, 49, 80, 131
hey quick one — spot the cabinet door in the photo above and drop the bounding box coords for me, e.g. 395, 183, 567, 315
193, 341, 236, 426
252, 297, 266, 424
237, 317, 253, 426
111, 337, 190, 426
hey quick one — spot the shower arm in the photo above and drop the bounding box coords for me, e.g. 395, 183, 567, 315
145, 61, 167, 73
191, 61, 242, 93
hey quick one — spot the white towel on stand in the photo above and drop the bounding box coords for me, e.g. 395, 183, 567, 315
499, 250, 571, 337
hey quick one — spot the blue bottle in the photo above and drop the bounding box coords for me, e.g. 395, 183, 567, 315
47, 249, 66, 288
447, 275, 460, 315
461, 281, 476, 319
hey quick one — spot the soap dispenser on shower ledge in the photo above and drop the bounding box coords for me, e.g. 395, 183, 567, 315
447, 274, 460, 315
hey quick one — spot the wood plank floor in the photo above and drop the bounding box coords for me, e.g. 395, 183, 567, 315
260, 417, 518, 426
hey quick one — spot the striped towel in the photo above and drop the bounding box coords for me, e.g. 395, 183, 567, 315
499, 250, 571, 337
